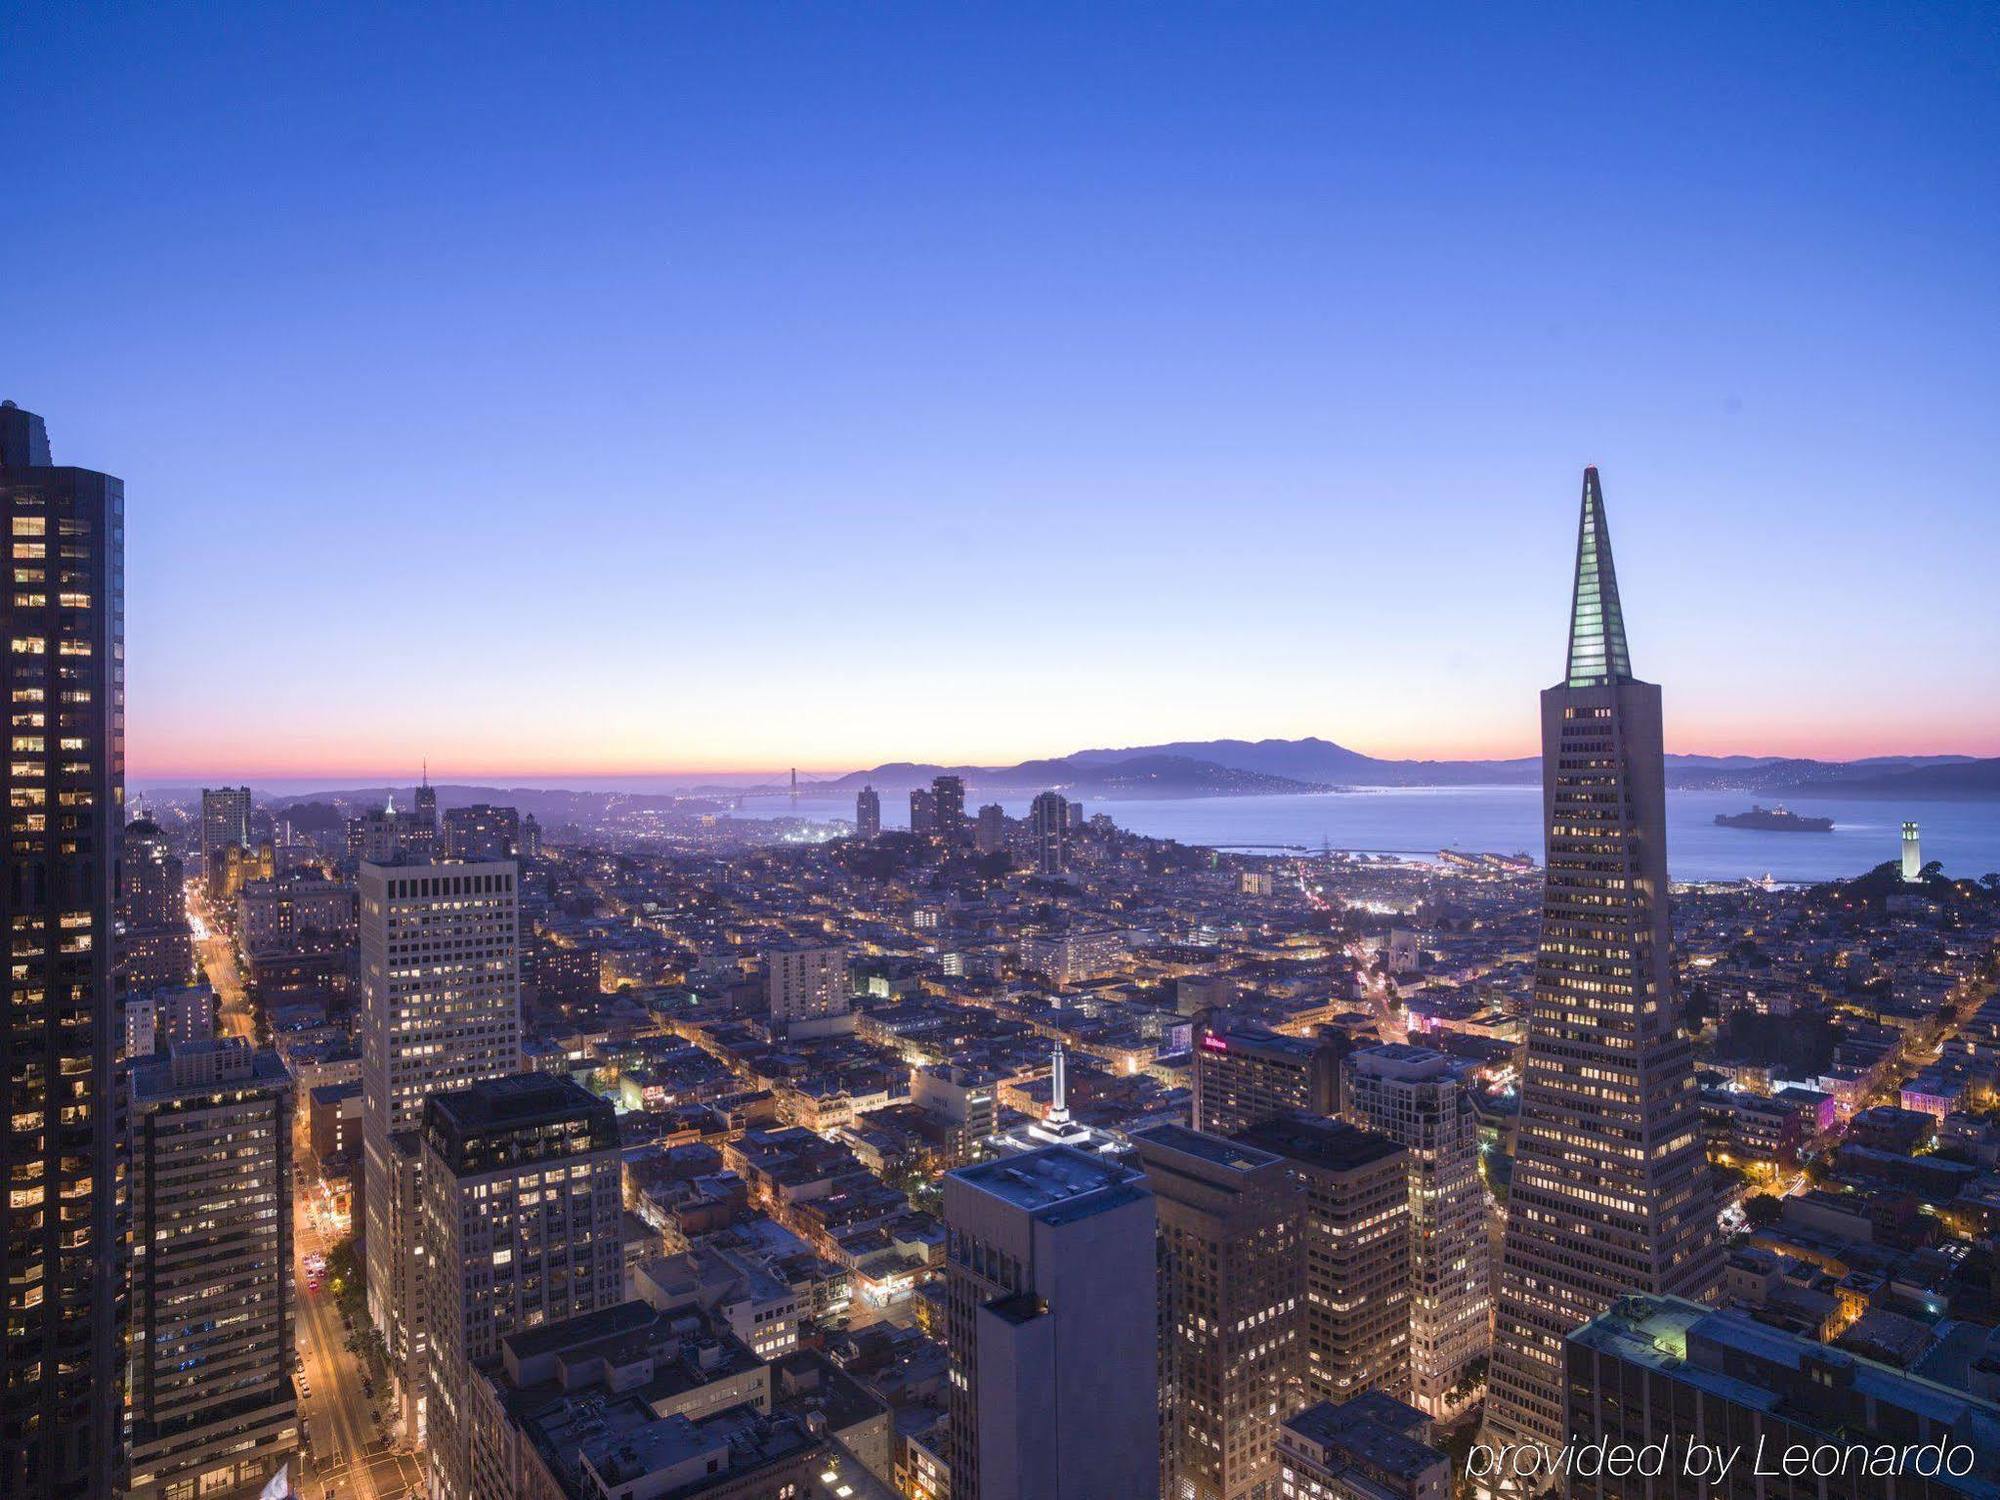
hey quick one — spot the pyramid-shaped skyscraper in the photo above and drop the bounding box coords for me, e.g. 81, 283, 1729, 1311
1482, 468, 1722, 1472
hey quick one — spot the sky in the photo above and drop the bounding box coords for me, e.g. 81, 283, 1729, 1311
7, 2, 1998, 782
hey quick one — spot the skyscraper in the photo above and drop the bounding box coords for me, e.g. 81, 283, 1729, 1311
943, 1146, 1158, 1500
910, 786, 937, 836
412, 764, 438, 837
1029, 789, 1069, 875
1236, 1115, 1412, 1405
358, 858, 523, 1435
420, 1074, 624, 1500
931, 774, 966, 839
126, 1039, 296, 1500
1133, 1123, 1304, 1500
1483, 469, 1721, 1472
1344, 1044, 1490, 1421
200, 784, 251, 883
0, 401, 126, 1499
855, 784, 881, 840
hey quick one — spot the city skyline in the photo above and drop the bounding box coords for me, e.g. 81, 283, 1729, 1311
7, 4, 1997, 779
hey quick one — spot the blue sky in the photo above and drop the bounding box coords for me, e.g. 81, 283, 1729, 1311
8, 2, 1997, 777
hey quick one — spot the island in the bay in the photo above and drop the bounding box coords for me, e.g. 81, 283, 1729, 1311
1714, 804, 1836, 832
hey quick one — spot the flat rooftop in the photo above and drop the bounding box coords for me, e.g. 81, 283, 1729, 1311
1132, 1122, 1284, 1173
949, 1144, 1148, 1219
1235, 1114, 1403, 1173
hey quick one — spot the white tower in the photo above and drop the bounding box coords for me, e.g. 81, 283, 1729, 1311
1902, 821, 1922, 883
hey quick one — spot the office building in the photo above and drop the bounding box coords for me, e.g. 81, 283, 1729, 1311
519, 811, 542, 861
943, 1145, 1158, 1500
421, 1073, 624, 1500
1344, 1044, 1490, 1420
200, 785, 252, 882
359, 858, 523, 1433
1277, 1394, 1450, 1500
443, 802, 521, 862
1238, 1114, 1412, 1404
1565, 1295, 2000, 1500
931, 774, 966, 839
0, 402, 126, 1498
1134, 1123, 1304, 1500
1029, 790, 1068, 875
1904, 820, 1924, 883
855, 784, 881, 840
910, 786, 937, 836
1485, 470, 1722, 1471
1194, 1014, 1346, 1136
765, 944, 849, 1026
126, 1039, 296, 1500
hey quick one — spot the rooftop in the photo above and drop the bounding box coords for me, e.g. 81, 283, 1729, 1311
948, 1144, 1149, 1220
1235, 1113, 1403, 1174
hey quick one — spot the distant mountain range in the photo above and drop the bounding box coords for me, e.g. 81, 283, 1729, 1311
820, 738, 2000, 800
139, 743, 2000, 813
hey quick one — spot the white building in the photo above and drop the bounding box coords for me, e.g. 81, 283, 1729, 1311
359, 858, 522, 1435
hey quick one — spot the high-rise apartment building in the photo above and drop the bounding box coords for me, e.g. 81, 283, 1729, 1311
1194, 1014, 1346, 1135
1133, 1123, 1304, 1500
1565, 1295, 2000, 1500
1344, 1044, 1490, 1420
931, 774, 966, 839
200, 785, 252, 882
126, 1039, 296, 1500
519, 811, 541, 861
359, 858, 523, 1433
1485, 470, 1721, 1471
765, 944, 849, 1026
855, 784, 881, 840
909, 786, 937, 836
0, 401, 127, 1499
1029, 790, 1068, 874
420, 1073, 623, 1500
122, 814, 184, 929
122, 814, 193, 992
943, 1145, 1158, 1500
442, 802, 520, 861
974, 802, 1006, 854
1237, 1114, 1412, 1405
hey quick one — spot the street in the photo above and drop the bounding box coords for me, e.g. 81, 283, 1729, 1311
295, 1200, 423, 1500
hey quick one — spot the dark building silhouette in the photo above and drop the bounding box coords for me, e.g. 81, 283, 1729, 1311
0, 402, 127, 1498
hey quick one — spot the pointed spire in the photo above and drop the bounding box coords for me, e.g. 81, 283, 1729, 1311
1047, 1040, 1071, 1125
1564, 466, 1634, 687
